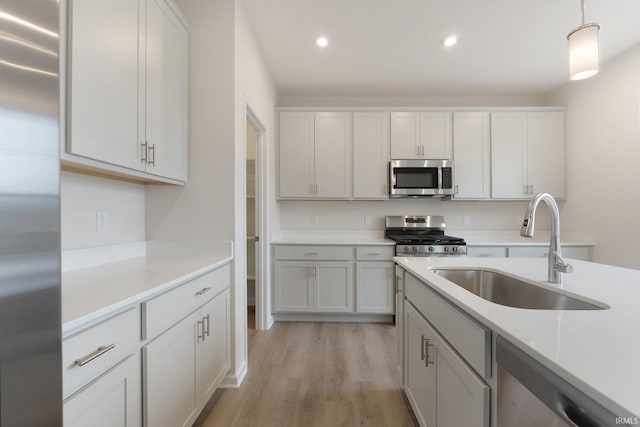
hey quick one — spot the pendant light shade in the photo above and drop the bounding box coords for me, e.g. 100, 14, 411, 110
567, 0, 600, 81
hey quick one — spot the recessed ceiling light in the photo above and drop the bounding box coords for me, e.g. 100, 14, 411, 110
442, 35, 458, 47
316, 36, 329, 47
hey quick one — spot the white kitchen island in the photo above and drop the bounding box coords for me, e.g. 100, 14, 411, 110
395, 256, 640, 424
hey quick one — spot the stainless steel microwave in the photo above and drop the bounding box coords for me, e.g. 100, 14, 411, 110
389, 159, 454, 198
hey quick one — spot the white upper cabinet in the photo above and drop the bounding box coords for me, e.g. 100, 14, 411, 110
279, 112, 315, 198
315, 112, 352, 198
353, 112, 390, 199
66, 0, 188, 183
491, 112, 565, 199
527, 112, 565, 199
68, 0, 140, 171
145, 0, 188, 181
279, 112, 352, 199
391, 112, 452, 159
452, 112, 491, 199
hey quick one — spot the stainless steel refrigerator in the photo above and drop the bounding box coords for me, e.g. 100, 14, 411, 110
0, 0, 63, 425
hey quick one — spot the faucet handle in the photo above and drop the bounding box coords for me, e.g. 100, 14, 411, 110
553, 253, 574, 274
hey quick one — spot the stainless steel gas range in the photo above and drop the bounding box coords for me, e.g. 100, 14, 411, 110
385, 215, 467, 256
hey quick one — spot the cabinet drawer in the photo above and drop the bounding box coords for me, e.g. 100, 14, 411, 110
467, 246, 507, 258
143, 264, 230, 340
63, 307, 139, 399
356, 246, 394, 260
274, 245, 353, 261
405, 272, 490, 378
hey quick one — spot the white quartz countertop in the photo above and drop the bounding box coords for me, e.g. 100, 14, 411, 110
270, 230, 594, 247
271, 230, 394, 246
451, 230, 595, 246
395, 256, 639, 418
61, 241, 233, 336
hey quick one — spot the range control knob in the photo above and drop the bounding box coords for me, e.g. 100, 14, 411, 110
412, 246, 417, 252
452, 246, 458, 253
444, 246, 449, 252
428, 246, 434, 252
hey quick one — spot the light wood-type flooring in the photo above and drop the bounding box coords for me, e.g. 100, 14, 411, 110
197, 309, 417, 427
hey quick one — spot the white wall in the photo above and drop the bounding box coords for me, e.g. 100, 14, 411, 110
548, 44, 640, 269
145, 0, 236, 242
61, 171, 145, 250
144, 0, 277, 387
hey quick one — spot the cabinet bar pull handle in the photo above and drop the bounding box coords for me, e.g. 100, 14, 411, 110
529, 184, 534, 194
75, 344, 116, 366
197, 319, 205, 341
195, 287, 212, 296
204, 314, 210, 337
455, 184, 459, 195
420, 335, 426, 361
148, 144, 156, 165
367, 253, 380, 256
425, 339, 435, 367
141, 142, 148, 163
305, 252, 319, 256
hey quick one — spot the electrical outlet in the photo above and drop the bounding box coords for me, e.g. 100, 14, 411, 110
96, 211, 108, 233
463, 215, 471, 225
312, 215, 319, 225
365, 215, 372, 225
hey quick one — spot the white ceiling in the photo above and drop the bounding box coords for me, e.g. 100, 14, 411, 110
241, 0, 640, 97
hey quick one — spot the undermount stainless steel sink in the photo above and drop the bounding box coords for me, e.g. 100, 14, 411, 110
431, 268, 607, 310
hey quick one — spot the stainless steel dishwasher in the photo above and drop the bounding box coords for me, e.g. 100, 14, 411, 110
496, 335, 623, 427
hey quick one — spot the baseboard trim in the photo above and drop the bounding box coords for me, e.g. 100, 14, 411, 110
220, 360, 248, 389
273, 313, 393, 323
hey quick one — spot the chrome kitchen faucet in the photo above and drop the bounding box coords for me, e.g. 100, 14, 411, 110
520, 193, 573, 284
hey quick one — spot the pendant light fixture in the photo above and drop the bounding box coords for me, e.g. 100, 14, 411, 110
567, 0, 600, 80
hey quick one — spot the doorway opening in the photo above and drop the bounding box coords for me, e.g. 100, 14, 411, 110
245, 117, 258, 330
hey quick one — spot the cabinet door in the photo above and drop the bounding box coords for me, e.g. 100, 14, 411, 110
68, 0, 140, 170
491, 113, 527, 199
315, 112, 352, 198
145, 0, 188, 181
391, 112, 420, 159
395, 267, 405, 381
433, 323, 490, 427
63, 355, 141, 427
356, 262, 394, 314
196, 289, 230, 409
315, 262, 354, 313
527, 112, 565, 199
144, 311, 199, 427
420, 112, 452, 159
279, 112, 315, 197
274, 261, 314, 312
353, 112, 389, 199
404, 302, 436, 427
453, 113, 490, 199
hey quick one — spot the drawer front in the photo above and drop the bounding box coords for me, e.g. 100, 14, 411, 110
63, 307, 139, 399
405, 272, 490, 378
355, 246, 394, 261
467, 246, 507, 258
274, 245, 353, 261
143, 264, 230, 340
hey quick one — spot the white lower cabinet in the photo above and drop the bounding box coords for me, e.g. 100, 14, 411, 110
64, 355, 141, 427
143, 288, 230, 427
405, 303, 436, 427
467, 245, 592, 261
356, 261, 394, 314
402, 270, 490, 427
405, 303, 489, 427
274, 261, 353, 313
272, 245, 395, 317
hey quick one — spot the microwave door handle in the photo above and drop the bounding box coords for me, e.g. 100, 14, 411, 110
438, 167, 443, 190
